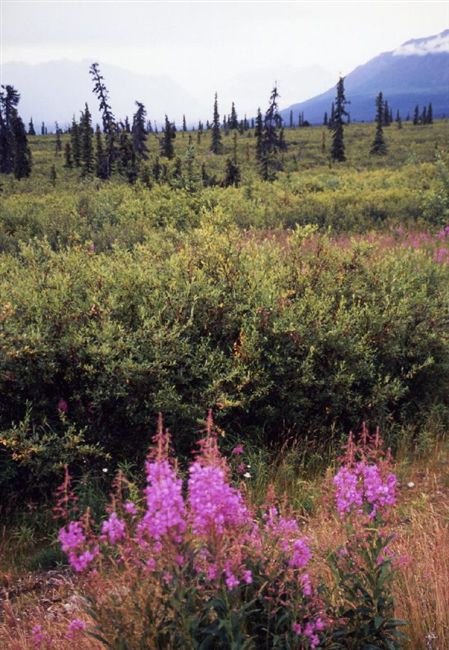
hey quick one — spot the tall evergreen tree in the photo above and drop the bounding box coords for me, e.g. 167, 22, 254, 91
396, 109, 402, 129
95, 125, 108, 179
255, 107, 263, 162
28, 118, 36, 136
259, 85, 284, 180
329, 102, 335, 129
182, 114, 187, 132
210, 93, 223, 154
161, 115, 175, 159
330, 77, 348, 162
71, 118, 81, 167
118, 130, 137, 183
323, 111, 328, 126
383, 100, 390, 126
12, 113, 32, 178
89, 62, 117, 178
427, 102, 433, 124
421, 106, 427, 125
55, 123, 62, 155
80, 103, 94, 176
131, 101, 149, 161
370, 92, 387, 155
0, 85, 20, 173
289, 109, 293, 128
41, 122, 46, 136
223, 131, 241, 187
229, 102, 238, 130
413, 105, 420, 125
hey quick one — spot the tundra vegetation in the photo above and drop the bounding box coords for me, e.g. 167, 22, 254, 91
1, 83, 449, 647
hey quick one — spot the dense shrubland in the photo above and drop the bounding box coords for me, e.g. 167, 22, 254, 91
2, 221, 449, 502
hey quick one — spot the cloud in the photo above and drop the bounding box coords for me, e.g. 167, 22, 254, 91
393, 30, 449, 56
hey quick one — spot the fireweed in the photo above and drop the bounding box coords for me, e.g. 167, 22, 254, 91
53, 418, 405, 649
328, 425, 406, 649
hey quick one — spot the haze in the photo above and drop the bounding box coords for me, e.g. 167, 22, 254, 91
1, 0, 448, 120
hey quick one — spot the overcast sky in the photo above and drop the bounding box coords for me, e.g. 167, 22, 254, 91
1, 1, 448, 113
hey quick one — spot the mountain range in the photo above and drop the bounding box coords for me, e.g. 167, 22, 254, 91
1, 29, 448, 128
280, 29, 449, 124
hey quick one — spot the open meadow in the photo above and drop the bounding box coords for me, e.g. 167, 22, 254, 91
1, 118, 449, 648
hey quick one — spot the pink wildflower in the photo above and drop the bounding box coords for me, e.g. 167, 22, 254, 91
188, 461, 250, 536
58, 520, 85, 552
232, 444, 244, 455
57, 398, 68, 414
65, 618, 87, 639
124, 501, 138, 516
101, 512, 126, 544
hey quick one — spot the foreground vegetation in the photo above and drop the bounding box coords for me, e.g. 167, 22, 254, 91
1, 119, 449, 647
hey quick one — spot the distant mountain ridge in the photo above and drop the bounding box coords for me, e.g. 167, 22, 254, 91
280, 29, 449, 124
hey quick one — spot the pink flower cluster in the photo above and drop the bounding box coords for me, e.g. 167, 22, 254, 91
333, 460, 397, 519
101, 511, 126, 544
188, 461, 250, 535
137, 459, 186, 544
292, 617, 325, 648
58, 520, 98, 572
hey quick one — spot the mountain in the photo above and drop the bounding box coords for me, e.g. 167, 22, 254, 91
0, 60, 203, 129
280, 29, 449, 124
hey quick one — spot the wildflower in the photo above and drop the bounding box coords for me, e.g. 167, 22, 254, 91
101, 512, 126, 544
407, 481, 415, 488
65, 618, 87, 639
102, 467, 108, 474
243, 472, 251, 478
68, 547, 98, 572
59, 521, 85, 552
137, 459, 186, 543
232, 444, 244, 455
292, 622, 302, 635
57, 398, 68, 414
124, 501, 138, 515
188, 461, 250, 536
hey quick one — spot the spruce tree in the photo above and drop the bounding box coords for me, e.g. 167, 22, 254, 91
0, 85, 20, 173
28, 118, 36, 136
131, 101, 149, 161
329, 102, 335, 129
41, 122, 46, 136
12, 113, 32, 179
223, 131, 241, 187
229, 102, 238, 129
259, 85, 284, 180
95, 125, 109, 179
71, 118, 81, 167
427, 102, 433, 124
161, 115, 175, 159
89, 62, 117, 178
289, 109, 293, 128
80, 103, 94, 176
383, 100, 390, 126
255, 107, 263, 162
182, 114, 187, 133
421, 106, 427, 125
330, 77, 348, 162
413, 105, 420, 125
55, 123, 62, 155
370, 92, 387, 155
323, 112, 328, 126
118, 131, 137, 184
396, 110, 402, 129
210, 93, 223, 154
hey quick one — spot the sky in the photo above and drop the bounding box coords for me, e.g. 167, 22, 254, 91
1, 0, 449, 117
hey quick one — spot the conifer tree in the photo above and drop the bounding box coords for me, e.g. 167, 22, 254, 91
413, 105, 420, 125
71, 118, 81, 167
331, 77, 348, 162
289, 109, 293, 128
55, 123, 62, 155
329, 102, 335, 129
89, 62, 117, 178
223, 131, 241, 187
95, 125, 108, 179
255, 107, 263, 162
323, 111, 328, 126
41, 122, 46, 136
64, 142, 73, 168
210, 93, 223, 154
421, 106, 427, 125
370, 92, 387, 155
28, 118, 36, 136
259, 85, 284, 180
118, 130, 137, 183
229, 102, 238, 130
182, 114, 187, 133
132, 101, 149, 161
0, 84, 20, 173
161, 115, 175, 159
80, 103, 94, 176
152, 156, 162, 182
427, 102, 433, 124
383, 100, 390, 126
12, 112, 32, 179
396, 109, 402, 129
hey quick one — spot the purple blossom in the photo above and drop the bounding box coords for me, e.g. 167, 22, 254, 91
232, 444, 244, 455
333, 461, 397, 519
188, 461, 250, 536
101, 512, 126, 544
65, 618, 87, 639
59, 521, 85, 552
68, 547, 99, 572
137, 459, 186, 543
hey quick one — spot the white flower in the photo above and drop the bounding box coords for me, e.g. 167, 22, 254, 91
243, 472, 251, 479
102, 468, 108, 473
407, 481, 415, 488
